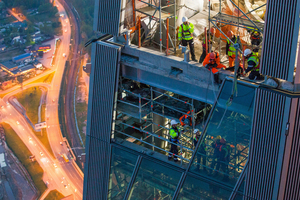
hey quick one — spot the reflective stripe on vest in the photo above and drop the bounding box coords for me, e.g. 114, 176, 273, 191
170, 128, 179, 139
227, 38, 237, 57
248, 54, 260, 71
180, 24, 193, 40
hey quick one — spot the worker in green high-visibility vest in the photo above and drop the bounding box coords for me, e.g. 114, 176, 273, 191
168, 120, 180, 162
244, 49, 263, 80
178, 16, 197, 62
226, 30, 240, 70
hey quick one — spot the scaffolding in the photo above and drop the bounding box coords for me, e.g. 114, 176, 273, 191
207, 0, 266, 57
133, 0, 177, 53
112, 78, 251, 182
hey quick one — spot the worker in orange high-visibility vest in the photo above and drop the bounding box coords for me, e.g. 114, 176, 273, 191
203, 52, 226, 84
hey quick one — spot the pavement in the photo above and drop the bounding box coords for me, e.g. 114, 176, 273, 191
0, 1, 83, 199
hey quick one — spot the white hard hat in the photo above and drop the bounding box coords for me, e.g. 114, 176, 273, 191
194, 129, 199, 134
171, 120, 177, 125
244, 49, 252, 57
182, 16, 188, 22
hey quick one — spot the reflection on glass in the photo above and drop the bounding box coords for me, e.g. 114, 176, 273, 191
178, 174, 232, 200
128, 159, 182, 200
108, 147, 138, 200
190, 81, 255, 186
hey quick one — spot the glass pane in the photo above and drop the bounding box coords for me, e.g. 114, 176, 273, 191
128, 159, 182, 200
177, 174, 232, 200
190, 81, 255, 186
108, 147, 138, 200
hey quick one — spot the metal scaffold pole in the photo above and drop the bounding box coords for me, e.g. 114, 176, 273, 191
159, 0, 162, 52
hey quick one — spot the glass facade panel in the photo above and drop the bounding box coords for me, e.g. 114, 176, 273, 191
190, 81, 255, 186
108, 147, 138, 200
128, 159, 182, 200
178, 174, 232, 200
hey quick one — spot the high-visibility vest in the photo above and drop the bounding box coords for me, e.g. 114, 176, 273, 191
248, 53, 260, 71
227, 37, 237, 57
202, 34, 212, 48
169, 128, 179, 139
178, 23, 194, 41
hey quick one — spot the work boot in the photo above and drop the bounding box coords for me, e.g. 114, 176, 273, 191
191, 57, 198, 62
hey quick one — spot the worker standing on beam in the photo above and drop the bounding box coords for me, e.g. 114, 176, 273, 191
178, 16, 197, 62
243, 49, 263, 80
199, 27, 215, 64
168, 120, 180, 162
226, 31, 240, 70
203, 52, 226, 84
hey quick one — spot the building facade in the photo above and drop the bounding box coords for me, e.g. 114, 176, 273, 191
83, 0, 300, 199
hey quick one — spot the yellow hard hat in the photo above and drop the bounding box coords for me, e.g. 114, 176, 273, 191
216, 135, 221, 140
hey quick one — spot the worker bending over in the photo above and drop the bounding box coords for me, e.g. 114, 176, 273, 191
244, 49, 263, 80
178, 16, 197, 62
199, 27, 215, 64
203, 52, 226, 84
168, 120, 180, 162
226, 31, 240, 69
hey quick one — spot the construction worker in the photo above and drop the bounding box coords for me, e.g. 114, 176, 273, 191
226, 31, 240, 68
168, 120, 180, 162
178, 16, 197, 61
244, 49, 263, 80
199, 27, 215, 64
203, 52, 226, 84
250, 31, 262, 46
210, 136, 230, 181
179, 110, 192, 127
225, 57, 244, 78
247, 27, 262, 53
193, 129, 207, 171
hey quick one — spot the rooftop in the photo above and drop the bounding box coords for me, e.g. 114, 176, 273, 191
12, 53, 31, 62
0, 60, 18, 70
11, 64, 35, 75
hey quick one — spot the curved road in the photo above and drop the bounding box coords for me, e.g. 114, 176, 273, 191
1, 1, 83, 199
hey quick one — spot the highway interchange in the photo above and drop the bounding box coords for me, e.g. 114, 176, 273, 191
1, 1, 83, 199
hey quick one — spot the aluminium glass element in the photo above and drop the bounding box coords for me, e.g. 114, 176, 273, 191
108, 147, 138, 199
128, 158, 182, 199
190, 81, 255, 186
177, 174, 233, 200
